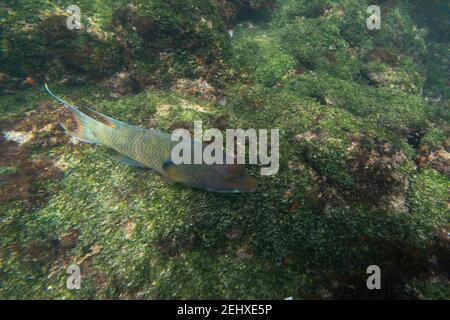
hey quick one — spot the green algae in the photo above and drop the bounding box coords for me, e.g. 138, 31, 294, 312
0, 0, 449, 299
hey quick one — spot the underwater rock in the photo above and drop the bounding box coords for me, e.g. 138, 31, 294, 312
171, 78, 216, 100
1, 0, 449, 300
367, 71, 388, 86
350, 145, 410, 199
38, 15, 78, 41
214, 0, 274, 28
428, 150, 450, 176
111, 5, 158, 38
102, 71, 142, 97
365, 48, 400, 67
2, 1, 230, 85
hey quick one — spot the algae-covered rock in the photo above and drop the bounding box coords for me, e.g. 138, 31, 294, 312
0, 0, 449, 300
110, 1, 230, 85
407, 168, 448, 225
231, 27, 295, 87
0, 0, 230, 88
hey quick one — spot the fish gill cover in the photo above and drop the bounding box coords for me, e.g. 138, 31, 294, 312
0, 0, 449, 299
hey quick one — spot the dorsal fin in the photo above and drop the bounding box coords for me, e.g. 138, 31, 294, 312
44, 83, 128, 129
77, 105, 128, 129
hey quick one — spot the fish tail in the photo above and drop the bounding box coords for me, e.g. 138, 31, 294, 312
60, 111, 100, 144
44, 83, 101, 144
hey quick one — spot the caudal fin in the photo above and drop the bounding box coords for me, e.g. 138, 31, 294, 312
44, 83, 102, 144
60, 112, 100, 144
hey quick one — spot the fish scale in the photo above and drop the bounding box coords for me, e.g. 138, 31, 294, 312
100, 126, 172, 174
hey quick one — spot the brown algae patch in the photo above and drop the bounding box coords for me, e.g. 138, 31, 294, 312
0, 101, 72, 205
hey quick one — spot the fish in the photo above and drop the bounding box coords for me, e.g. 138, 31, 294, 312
44, 84, 256, 193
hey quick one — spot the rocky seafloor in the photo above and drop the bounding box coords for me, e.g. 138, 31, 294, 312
0, 0, 448, 299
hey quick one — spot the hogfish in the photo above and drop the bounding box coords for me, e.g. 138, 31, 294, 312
44, 84, 256, 193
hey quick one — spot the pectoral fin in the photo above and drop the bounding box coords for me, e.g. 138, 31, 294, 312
162, 160, 190, 183
104, 149, 148, 168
